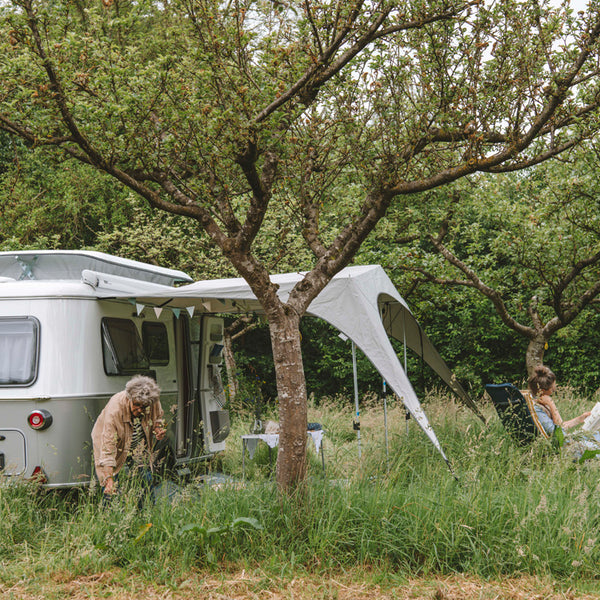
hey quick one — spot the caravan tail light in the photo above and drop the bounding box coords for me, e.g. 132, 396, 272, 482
30, 466, 48, 484
27, 409, 53, 431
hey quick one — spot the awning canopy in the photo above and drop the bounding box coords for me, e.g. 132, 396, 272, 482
83, 264, 477, 465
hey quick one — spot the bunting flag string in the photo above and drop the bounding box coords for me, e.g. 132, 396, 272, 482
128, 299, 205, 319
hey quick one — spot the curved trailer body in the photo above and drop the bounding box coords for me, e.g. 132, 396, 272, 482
0, 251, 228, 487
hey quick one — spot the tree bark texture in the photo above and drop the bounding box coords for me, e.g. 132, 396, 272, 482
268, 310, 308, 489
525, 335, 549, 379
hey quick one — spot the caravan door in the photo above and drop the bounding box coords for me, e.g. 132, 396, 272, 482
172, 314, 228, 463
197, 316, 229, 454
174, 316, 194, 459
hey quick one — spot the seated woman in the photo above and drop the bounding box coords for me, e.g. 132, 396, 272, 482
529, 365, 600, 457
528, 365, 590, 434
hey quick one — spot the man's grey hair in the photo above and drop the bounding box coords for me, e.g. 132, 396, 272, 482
126, 375, 161, 408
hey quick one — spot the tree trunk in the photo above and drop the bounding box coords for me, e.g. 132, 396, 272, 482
525, 334, 549, 378
268, 309, 308, 490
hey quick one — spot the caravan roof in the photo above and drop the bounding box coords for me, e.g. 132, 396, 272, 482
0, 250, 192, 286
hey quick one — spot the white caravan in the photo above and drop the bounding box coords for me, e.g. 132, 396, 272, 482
0, 251, 230, 487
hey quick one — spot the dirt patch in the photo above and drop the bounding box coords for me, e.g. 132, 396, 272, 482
2, 572, 600, 600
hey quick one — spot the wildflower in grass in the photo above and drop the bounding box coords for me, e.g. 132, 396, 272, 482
583, 538, 596, 554
534, 495, 548, 515
572, 489, 590, 523
576, 489, 589, 506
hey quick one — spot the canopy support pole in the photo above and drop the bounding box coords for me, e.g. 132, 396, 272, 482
383, 379, 389, 473
381, 304, 390, 472
403, 310, 410, 437
352, 341, 361, 459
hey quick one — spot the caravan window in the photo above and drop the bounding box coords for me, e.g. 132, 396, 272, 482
142, 321, 169, 366
101, 318, 149, 375
0, 317, 39, 386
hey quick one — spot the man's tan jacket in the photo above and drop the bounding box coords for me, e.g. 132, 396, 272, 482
92, 390, 165, 486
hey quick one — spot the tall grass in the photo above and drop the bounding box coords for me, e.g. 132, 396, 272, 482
2, 387, 600, 587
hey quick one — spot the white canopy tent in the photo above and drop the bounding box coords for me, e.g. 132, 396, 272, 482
80, 264, 476, 466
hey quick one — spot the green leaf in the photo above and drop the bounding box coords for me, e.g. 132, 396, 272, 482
231, 517, 263, 531
578, 449, 600, 464
133, 522, 153, 544
207, 526, 227, 540
552, 426, 565, 450
179, 523, 208, 538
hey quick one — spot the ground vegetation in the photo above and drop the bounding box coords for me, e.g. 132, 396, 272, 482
2, 390, 600, 597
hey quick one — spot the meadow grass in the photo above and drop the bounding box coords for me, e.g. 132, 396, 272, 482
2, 386, 600, 593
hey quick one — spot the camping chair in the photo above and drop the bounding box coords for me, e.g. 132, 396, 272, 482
485, 383, 549, 445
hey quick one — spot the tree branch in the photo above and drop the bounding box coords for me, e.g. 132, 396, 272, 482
19, 0, 107, 168
252, 2, 475, 124
555, 266, 600, 327
235, 148, 279, 252
0, 113, 74, 146
428, 232, 536, 339
388, 15, 600, 195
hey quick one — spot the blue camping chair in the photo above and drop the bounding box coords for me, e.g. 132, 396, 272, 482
485, 383, 549, 445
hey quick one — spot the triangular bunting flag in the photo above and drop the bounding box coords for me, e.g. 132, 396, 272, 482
136, 303, 145, 316
186, 306, 195, 318
202, 301, 211, 312
154, 307, 163, 318
172, 308, 181, 319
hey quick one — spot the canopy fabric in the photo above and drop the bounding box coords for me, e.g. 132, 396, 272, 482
84, 264, 475, 464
